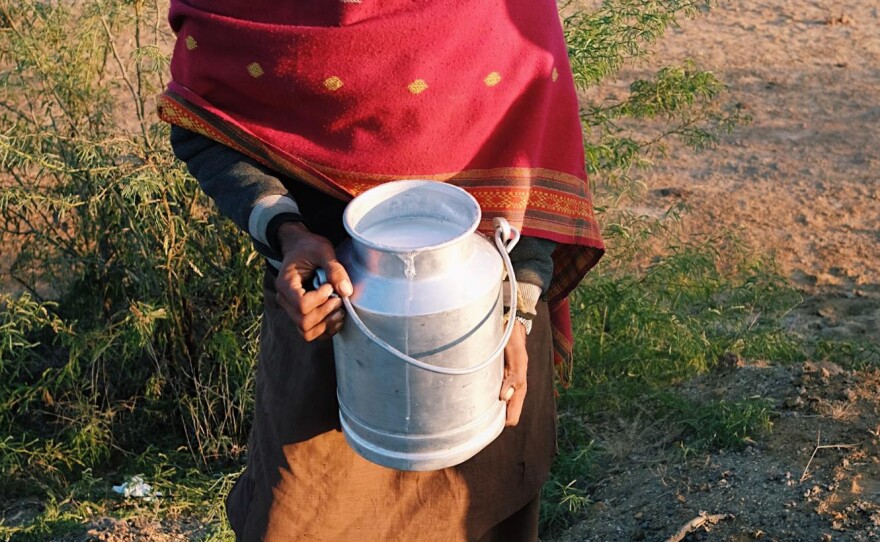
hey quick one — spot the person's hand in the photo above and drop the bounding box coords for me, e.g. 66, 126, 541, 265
500, 321, 528, 426
274, 221, 353, 341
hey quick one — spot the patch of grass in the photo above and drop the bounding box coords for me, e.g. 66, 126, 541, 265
0, 451, 239, 542
540, 413, 598, 536
657, 394, 774, 449
813, 339, 880, 371
568, 236, 805, 405
541, 234, 806, 535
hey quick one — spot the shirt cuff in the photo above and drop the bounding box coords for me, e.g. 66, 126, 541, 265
248, 194, 303, 253
503, 282, 542, 335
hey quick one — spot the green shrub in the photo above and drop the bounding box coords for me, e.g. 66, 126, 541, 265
0, 0, 262, 493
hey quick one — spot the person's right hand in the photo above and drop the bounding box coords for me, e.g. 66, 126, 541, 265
274, 221, 353, 341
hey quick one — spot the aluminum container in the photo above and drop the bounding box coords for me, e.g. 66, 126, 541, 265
331, 180, 518, 471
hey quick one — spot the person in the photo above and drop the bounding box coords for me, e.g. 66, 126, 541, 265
159, 1, 604, 540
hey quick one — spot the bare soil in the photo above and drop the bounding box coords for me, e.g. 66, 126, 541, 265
71, 517, 205, 542
553, 360, 880, 542
553, 0, 880, 540
632, 0, 880, 344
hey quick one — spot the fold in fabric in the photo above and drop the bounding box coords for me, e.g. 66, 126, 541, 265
159, 0, 604, 375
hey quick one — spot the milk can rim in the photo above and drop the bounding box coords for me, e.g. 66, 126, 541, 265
342, 180, 481, 252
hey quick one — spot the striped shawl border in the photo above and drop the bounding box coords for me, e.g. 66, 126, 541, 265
158, 90, 604, 302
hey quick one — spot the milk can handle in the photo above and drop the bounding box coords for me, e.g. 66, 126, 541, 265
320, 218, 520, 376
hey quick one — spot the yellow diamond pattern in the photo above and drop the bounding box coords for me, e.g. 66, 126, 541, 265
323, 76, 344, 91
483, 72, 501, 87
185, 35, 198, 50
408, 79, 428, 95
247, 62, 265, 78
551, 68, 559, 82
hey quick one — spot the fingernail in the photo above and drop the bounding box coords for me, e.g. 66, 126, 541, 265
339, 280, 353, 297
502, 386, 515, 401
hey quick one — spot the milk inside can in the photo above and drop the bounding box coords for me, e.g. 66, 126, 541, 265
328, 180, 519, 471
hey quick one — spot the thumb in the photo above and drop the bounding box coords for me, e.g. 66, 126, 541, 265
321, 259, 353, 298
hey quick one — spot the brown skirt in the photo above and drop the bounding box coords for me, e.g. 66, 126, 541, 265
226, 271, 557, 541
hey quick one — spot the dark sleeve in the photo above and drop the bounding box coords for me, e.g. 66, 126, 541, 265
170, 126, 303, 265
503, 236, 556, 334
171, 126, 557, 290
509, 236, 556, 294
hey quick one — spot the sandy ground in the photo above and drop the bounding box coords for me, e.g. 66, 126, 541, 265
554, 360, 880, 542
620, 0, 880, 343
552, 1, 880, 540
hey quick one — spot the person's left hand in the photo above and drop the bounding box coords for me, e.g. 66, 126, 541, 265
500, 321, 528, 427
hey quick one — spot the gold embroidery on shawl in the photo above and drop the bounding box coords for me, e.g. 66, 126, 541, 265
407, 79, 428, 94
323, 76, 344, 91
484, 72, 501, 87
247, 63, 265, 78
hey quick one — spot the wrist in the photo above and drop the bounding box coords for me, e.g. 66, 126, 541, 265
277, 221, 311, 254
249, 194, 302, 253
515, 313, 534, 335
503, 282, 541, 335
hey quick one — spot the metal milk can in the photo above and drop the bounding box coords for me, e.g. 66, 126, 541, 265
327, 180, 519, 471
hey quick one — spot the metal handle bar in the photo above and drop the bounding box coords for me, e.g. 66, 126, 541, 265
318, 218, 519, 376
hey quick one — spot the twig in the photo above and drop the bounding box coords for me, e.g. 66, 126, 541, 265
800, 430, 858, 482
99, 15, 139, 117
665, 511, 735, 542
99, 14, 152, 149
0, 3, 81, 136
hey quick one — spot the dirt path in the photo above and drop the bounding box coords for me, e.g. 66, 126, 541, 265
632, 0, 879, 343
553, 361, 880, 542
555, 1, 880, 540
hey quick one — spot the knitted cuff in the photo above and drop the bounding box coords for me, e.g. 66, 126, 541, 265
248, 194, 303, 252
502, 282, 542, 335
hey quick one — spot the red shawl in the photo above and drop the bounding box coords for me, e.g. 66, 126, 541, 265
158, 0, 604, 375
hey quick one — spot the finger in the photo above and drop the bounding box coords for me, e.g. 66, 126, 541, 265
293, 283, 336, 315
302, 320, 328, 342
315, 309, 346, 341
322, 259, 353, 298
500, 342, 528, 401
505, 384, 527, 427
304, 307, 346, 341
275, 284, 335, 330
276, 292, 305, 328
276, 282, 332, 327
300, 296, 344, 333
276, 261, 306, 296
501, 322, 528, 427
502, 386, 515, 402
499, 371, 527, 400
331, 308, 346, 330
